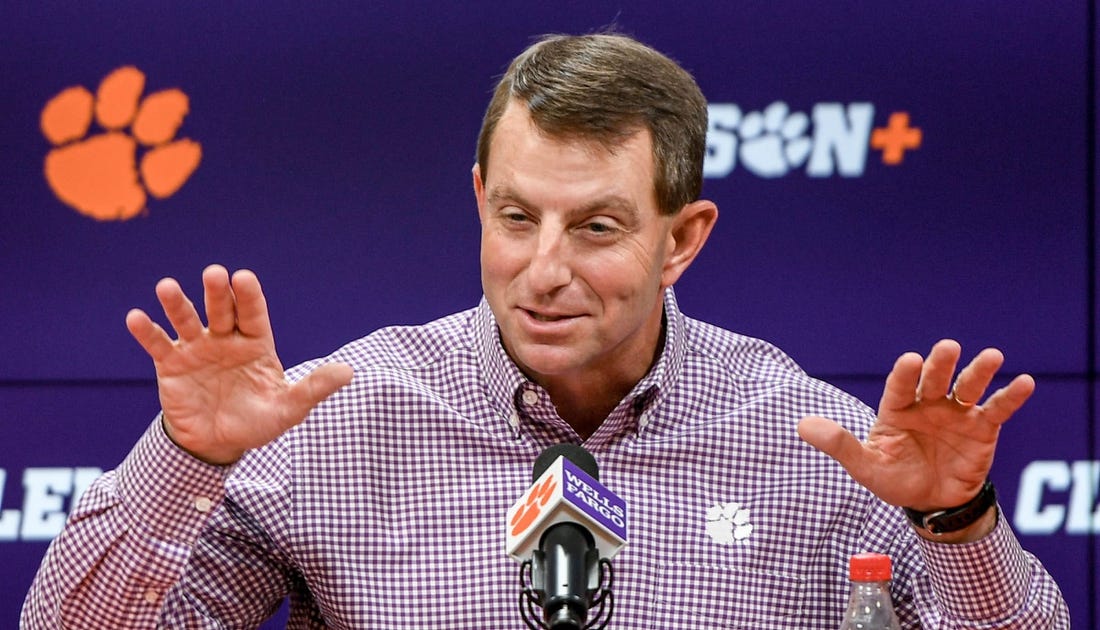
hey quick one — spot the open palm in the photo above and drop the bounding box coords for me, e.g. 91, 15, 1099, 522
798, 339, 1034, 512
125, 265, 353, 465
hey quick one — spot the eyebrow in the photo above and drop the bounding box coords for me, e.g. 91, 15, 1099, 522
486, 185, 640, 222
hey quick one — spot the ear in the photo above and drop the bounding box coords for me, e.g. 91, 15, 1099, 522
472, 163, 487, 223
660, 199, 718, 288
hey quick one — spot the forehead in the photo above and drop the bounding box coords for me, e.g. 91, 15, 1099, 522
484, 101, 658, 205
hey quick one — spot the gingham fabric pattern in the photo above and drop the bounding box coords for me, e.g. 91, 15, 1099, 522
23, 289, 1068, 629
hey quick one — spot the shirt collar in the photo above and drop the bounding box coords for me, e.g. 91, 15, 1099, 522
474, 288, 688, 439
474, 297, 531, 430
623, 287, 686, 436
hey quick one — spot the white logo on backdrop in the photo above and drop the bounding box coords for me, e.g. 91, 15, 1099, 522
0, 467, 102, 541
705, 102, 883, 178
1015, 460, 1100, 535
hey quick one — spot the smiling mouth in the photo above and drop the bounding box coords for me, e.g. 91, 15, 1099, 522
524, 309, 576, 323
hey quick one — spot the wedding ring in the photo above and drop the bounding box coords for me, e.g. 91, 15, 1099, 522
950, 382, 977, 408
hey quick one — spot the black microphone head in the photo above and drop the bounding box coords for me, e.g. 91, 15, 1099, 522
533, 444, 599, 481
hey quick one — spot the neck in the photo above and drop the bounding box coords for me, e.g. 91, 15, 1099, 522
546, 383, 629, 440
542, 312, 667, 439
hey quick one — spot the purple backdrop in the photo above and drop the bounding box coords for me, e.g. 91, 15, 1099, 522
1, 2, 1093, 627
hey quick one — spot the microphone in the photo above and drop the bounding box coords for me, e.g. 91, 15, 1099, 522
506, 444, 627, 630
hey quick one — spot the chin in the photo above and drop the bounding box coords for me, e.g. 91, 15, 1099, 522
512, 345, 585, 379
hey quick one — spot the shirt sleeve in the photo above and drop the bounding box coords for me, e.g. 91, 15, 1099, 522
913, 507, 1070, 629
20, 416, 230, 629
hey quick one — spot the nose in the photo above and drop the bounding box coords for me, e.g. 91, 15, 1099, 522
525, 228, 571, 294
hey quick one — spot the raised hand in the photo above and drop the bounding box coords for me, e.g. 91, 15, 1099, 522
125, 264, 353, 465
797, 339, 1034, 530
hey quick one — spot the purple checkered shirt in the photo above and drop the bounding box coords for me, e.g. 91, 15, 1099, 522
23, 289, 1068, 628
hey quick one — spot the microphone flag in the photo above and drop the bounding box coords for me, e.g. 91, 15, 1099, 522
506, 454, 627, 562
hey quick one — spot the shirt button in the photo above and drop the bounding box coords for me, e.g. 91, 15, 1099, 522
194, 496, 213, 513
143, 589, 159, 604
521, 390, 539, 405
508, 412, 520, 429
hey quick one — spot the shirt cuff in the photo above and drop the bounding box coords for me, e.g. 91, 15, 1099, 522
916, 506, 1029, 621
116, 414, 230, 543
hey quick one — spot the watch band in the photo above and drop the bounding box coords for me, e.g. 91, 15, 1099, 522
903, 480, 997, 535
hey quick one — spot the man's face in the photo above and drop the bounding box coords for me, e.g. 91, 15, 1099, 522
474, 101, 678, 390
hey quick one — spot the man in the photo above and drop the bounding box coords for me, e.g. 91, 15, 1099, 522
23, 33, 1067, 628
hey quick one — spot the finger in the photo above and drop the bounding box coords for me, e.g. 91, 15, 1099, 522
155, 277, 205, 342
797, 416, 872, 483
879, 351, 922, 412
202, 264, 237, 336
979, 373, 1036, 425
951, 347, 1004, 407
230, 270, 273, 339
916, 339, 961, 401
125, 308, 175, 363
280, 363, 355, 429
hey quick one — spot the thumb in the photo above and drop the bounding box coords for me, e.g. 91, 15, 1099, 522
284, 362, 355, 422
798, 415, 866, 476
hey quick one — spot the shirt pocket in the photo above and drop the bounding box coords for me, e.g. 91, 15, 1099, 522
648, 562, 805, 629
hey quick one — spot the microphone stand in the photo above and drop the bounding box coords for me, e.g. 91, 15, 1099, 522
519, 548, 615, 630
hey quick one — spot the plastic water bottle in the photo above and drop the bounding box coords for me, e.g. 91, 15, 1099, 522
839, 552, 901, 630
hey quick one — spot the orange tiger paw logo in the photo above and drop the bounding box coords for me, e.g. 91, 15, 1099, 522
40, 66, 202, 221
510, 477, 557, 537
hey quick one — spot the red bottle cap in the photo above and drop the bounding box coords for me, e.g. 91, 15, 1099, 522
849, 552, 892, 582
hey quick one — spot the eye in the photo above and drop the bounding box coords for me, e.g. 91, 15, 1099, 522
578, 218, 620, 236
498, 207, 532, 226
